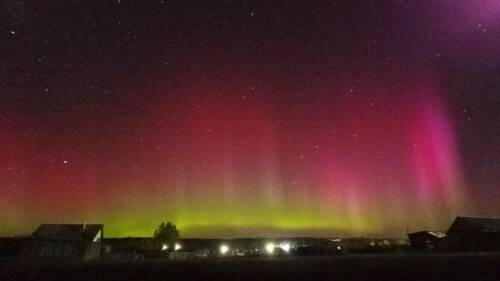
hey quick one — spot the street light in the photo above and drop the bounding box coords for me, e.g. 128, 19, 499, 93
279, 242, 291, 252
220, 244, 229, 255
265, 242, 275, 254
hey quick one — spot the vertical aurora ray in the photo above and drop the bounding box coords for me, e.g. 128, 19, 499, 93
406, 94, 463, 211
307, 80, 466, 235
0, 117, 32, 235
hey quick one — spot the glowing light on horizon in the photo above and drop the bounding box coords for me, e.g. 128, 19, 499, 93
265, 243, 276, 254
220, 244, 229, 255
279, 242, 291, 252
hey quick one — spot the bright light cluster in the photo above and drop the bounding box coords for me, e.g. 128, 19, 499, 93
219, 244, 229, 255
279, 242, 291, 252
265, 242, 275, 254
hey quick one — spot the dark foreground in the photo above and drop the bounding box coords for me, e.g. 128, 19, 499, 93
1, 253, 500, 281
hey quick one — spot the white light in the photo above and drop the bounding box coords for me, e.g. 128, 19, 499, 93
265, 243, 275, 254
174, 243, 181, 251
219, 244, 229, 255
162, 244, 168, 251
337, 246, 341, 250
279, 242, 291, 252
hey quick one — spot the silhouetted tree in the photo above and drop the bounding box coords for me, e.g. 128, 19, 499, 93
153, 222, 179, 250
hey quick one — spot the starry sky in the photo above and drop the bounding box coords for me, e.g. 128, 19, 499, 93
1, 1, 499, 238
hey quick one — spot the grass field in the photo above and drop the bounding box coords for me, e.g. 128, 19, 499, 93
1, 253, 500, 281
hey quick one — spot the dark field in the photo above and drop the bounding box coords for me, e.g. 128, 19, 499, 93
1, 253, 500, 281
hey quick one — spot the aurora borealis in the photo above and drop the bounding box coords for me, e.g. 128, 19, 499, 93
1, 1, 500, 238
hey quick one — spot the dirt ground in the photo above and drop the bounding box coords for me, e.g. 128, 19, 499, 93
1, 253, 500, 281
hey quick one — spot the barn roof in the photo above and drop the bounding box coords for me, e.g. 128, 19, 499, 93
448, 217, 500, 234
32, 224, 103, 242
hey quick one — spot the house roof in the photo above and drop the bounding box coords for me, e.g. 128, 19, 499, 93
448, 217, 500, 234
32, 224, 103, 242
408, 231, 447, 240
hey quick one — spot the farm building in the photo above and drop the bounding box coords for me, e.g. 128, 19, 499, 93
19, 224, 103, 261
408, 231, 447, 251
102, 238, 212, 261
0, 237, 31, 260
444, 216, 500, 251
102, 237, 164, 261
103, 237, 162, 252
331, 238, 407, 253
32, 224, 103, 242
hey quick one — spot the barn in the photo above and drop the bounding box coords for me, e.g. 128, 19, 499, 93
408, 231, 447, 251
445, 216, 500, 251
19, 224, 103, 261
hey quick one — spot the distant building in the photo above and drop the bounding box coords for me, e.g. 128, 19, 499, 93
103, 237, 161, 252
408, 231, 447, 251
332, 237, 408, 253
102, 237, 163, 261
20, 224, 103, 261
102, 238, 212, 261
408, 216, 500, 252
445, 216, 500, 251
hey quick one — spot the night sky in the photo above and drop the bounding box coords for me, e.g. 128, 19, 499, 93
1, 1, 499, 238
